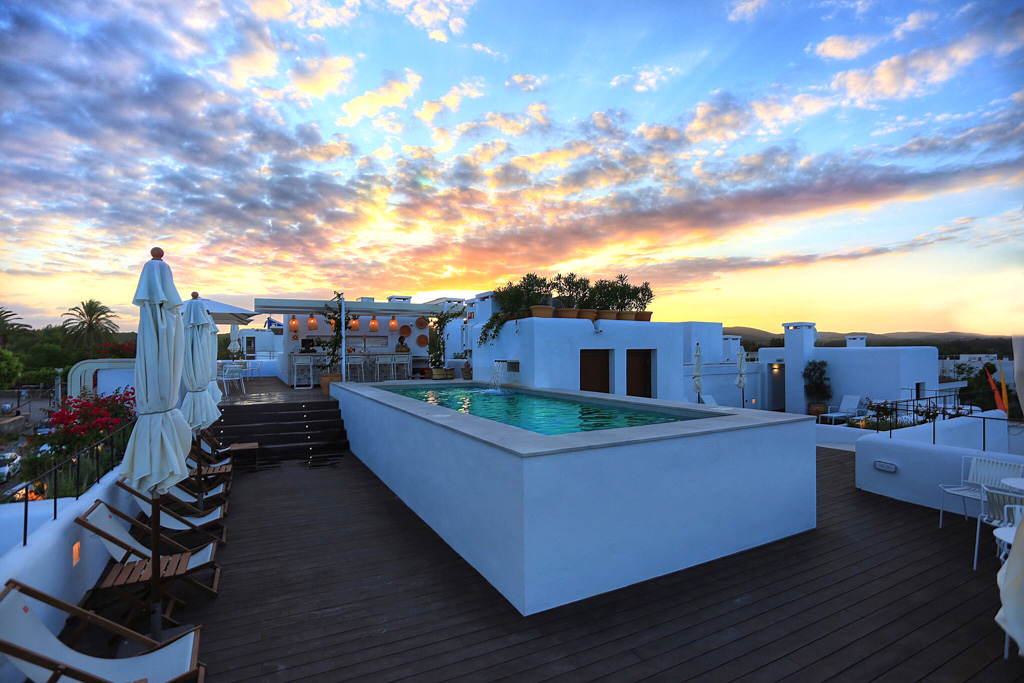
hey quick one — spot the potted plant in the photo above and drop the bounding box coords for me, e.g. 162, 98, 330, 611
591, 278, 618, 319
317, 291, 345, 393
802, 360, 832, 417
478, 274, 551, 345
552, 273, 591, 319
453, 350, 472, 379
520, 273, 554, 318
632, 281, 654, 321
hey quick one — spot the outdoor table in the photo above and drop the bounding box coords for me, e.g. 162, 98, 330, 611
1002, 478, 1024, 492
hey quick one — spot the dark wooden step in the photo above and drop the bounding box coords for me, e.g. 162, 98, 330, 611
259, 441, 350, 460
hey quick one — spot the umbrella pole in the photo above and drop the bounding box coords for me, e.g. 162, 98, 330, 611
742, 388, 746, 407
149, 489, 162, 640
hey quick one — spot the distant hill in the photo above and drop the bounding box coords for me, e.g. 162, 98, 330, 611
722, 327, 1012, 356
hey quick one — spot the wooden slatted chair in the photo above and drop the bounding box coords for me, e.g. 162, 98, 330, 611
0, 579, 205, 683
116, 477, 227, 547
939, 456, 1024, 528
75, 501, 220, 628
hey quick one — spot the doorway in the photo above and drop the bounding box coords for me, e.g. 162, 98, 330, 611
580, 350, 610, 393
626, 349, 653, 398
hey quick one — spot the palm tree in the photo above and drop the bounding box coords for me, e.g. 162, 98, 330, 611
0, 307, 29, 349
62, 299, 119, 349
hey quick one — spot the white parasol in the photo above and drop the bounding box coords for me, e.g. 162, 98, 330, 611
119, 247, 191, 638
207, 315, 223, 405
180, 294, 221, 431
735, 345, 747, 407
693, 342, 703, 403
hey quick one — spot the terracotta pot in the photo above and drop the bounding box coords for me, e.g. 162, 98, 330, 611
808, 402, 827, 417
616, 311, 637, 321
635, 311, 653, 322
554, 308, 578, 319
529, 305, 555, 318
596, 310, 617, 320
577, 309, 598, 321
422, 368, 432, 379
319, 373, 342, 394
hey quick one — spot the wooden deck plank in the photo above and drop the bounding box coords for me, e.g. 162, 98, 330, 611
175, 445, 1023, 682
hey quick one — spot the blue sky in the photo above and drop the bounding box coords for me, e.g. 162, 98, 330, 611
0, 0, 1021, 334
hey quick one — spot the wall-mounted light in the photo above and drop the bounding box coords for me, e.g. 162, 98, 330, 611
307, 314, 318, 331
389, 315, 397, 331
72, 541, 81, 566
751, 398, 756, 405
289, 315, 299, 332
369, 315, 379, 332
350, 316, 359, 331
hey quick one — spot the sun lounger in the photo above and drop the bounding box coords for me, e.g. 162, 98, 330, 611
0, 579, 204, 683
819, 395, 865, 425
117, 477, 227, 547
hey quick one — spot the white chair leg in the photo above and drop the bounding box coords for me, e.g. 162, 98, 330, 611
974, 514, 982, 570
939, 490, 945, 528
962, 495, 968, 521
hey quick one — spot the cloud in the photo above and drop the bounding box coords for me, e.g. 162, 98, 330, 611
384, 0, 478, 42
635, 123, 683, 143
893, 11, 936, 40
415, 79, 484, 124
455, 103, 549, 138
728, 0, 767, 22
471, 43, 505, 60
287, 55, 355, 99
610, 65, 681, 92
251, 0, 360, 28
751, 94, 834, 131
510, 141, 594, 174
506, 74, 545, 92
336, 70, 422, 126
813, 35, 881, 60
686, 92, 752, 143
223, 25, 280, 89
372, 113, 404, 134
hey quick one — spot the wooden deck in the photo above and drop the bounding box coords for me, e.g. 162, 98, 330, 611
180, 447, 1024, 682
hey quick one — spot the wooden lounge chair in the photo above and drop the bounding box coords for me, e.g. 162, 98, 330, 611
167, 482, 229, 514
200, 430, 262, 471
76, 501, 221, 628
0, 579, 205, 683
116, 478, 227, 547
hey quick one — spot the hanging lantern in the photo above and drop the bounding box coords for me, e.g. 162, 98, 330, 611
350, 316, 359, 331
288, 315, 298, 332
369, 315, 379, 332
329, 318, 336, 332
307, 314, 318, 331
389, 315, 398, 332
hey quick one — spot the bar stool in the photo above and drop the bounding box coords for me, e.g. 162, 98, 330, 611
375, 354, 396, 381
393, 353, 411, 380
345, 355, 364, 382
293, 355, 314, 389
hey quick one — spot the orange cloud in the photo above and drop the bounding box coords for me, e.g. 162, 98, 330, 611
336, 70, 422, 126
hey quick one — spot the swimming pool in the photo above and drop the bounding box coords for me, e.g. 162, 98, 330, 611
382, 386, 711, 435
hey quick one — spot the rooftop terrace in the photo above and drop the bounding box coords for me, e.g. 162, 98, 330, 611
174, 439, 1024, 681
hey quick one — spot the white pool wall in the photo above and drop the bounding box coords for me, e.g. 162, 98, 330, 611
335, 382, 816, 615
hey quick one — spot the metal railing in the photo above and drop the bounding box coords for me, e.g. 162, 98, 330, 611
1, 419, 136, 546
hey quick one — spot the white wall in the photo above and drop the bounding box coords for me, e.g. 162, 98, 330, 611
0, 471, 135, 683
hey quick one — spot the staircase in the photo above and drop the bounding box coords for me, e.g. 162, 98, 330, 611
209, 395, 349, 467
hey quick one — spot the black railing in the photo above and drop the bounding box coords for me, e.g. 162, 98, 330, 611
1, 419, 136, 546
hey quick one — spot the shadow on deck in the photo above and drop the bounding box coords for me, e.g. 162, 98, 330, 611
179, 447, 1024, 682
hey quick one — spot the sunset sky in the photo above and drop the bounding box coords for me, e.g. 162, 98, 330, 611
1, 0, 1022, 335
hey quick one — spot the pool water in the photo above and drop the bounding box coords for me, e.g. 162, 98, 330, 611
383, 386, 712, 435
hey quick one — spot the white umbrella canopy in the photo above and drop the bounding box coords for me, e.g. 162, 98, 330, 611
692, 343, 704, 400
207, 318, 223, 404
735, 345, 747, 407
197, 297, 255, 326
120, 251, 191, 495
180, 295, 221, 431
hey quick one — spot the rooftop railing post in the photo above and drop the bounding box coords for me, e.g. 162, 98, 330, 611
983, 416, 987, 451
75, 453, 81, 500
22, 483, 29, 546
51, 469, 57, 520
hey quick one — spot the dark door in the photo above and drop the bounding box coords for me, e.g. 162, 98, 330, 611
580, 349, 610, 393
626, 349, 652, 398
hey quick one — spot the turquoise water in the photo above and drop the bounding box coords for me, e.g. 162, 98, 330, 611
383, 386, 711, 435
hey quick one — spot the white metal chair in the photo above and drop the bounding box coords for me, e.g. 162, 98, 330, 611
699, 394, 718, 406
293, 355, 314, 389
218, 362, 245, 395
0, 579, 204, 683
994, 505, 1023, 564
345, 355, 364, 382
939, 456, 1024, 528
375, 354, 396, 381
393, 353, 412, 380
976, 486, 1024, 570
996, 520, 1024, 659
819, 395, 865, 425
244, 359, 262, 380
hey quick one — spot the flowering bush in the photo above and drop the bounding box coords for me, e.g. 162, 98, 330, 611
97, 341, 136, 358
21, 388, 136, 477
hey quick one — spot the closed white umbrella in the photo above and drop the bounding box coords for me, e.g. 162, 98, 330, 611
119, 247, 191, 638
693, 342, 703, 403
207, 316, 223, 404
735, 345, 747, 407
181, 294, 221, 431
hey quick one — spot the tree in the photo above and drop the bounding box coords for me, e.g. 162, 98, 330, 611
0, 307, 29, 349
0, 348, 23, 389
61, 299, 120, 349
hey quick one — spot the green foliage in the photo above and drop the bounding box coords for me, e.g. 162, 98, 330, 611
632, 281, 654, 312
590, 278, 619, 310
478, 274, 551, 345
20, 343, 75, 370
319, 291, 346, 371
429, 306, 465, 367
802, 360, 833, 403
552, 272, 592, 309
0, 307, 29, 349
17, 367, 59, 386
0, 349, 23, 389
61, 299, 119, 349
